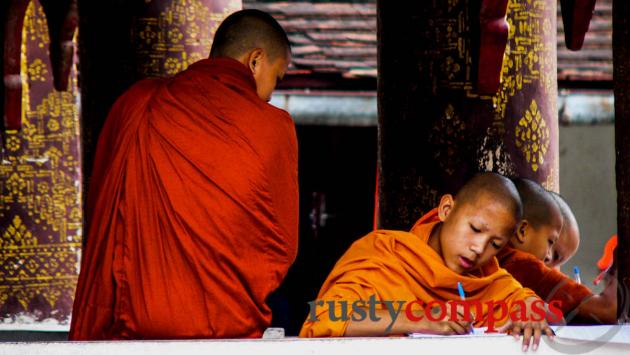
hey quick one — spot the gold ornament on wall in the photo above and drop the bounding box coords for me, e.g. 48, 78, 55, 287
1, 0, 81, 326
134, 0, 241, 78
515, 99, 550, 172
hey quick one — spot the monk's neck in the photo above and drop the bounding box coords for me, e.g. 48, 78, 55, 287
427, 222, 443, 256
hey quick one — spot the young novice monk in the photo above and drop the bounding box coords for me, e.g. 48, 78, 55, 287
497, 179, 617, 324
547, 192, 580, 268
300, 173, 554, 351
507, 179, 564, 264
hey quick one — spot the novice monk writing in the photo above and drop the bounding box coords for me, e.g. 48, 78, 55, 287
498, 178, 617, 324
300, 173, 554, 351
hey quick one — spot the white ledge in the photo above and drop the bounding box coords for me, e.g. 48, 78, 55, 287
1, 330, 630, 355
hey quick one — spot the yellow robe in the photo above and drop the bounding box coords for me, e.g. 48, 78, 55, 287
300, 209, 536, 337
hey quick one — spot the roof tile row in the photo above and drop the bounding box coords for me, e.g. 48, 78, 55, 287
245, 0, 612, 85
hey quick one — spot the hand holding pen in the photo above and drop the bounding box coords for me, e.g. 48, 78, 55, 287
457, 282, 475, 334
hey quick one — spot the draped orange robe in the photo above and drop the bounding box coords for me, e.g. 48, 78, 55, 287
70, 57, 299, 340
300, 209, 535, 337
497, 246, 592, 314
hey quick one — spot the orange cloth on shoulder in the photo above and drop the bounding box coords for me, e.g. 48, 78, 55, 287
70, 57, 298, 340
496, 246, 592, 314
299, 209, 535, 337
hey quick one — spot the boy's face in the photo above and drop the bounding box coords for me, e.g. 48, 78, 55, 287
547, 222, 579, 268
252, 49, 290, 102
514, 213, 563, 263
432, 192, 517, 274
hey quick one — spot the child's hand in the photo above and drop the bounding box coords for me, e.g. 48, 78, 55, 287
499, 297, 555, 351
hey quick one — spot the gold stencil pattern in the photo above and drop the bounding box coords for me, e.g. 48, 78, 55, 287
134, 0, 240, 77
515, 100, 549, 172
493, 0, 554, 122
432, 0, 474, 93
433, 0, 556, 180
429, 104, 467, 176
22, 3, 49, 49
0, 0, 81, 326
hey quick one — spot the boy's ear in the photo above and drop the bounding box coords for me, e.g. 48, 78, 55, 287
515, 220, 528, 244
437, 194, 455, 222
247, 48, 265, 74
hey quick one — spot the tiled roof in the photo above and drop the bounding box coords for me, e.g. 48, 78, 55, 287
244, 1, 377, 82
245, 0, 612, 86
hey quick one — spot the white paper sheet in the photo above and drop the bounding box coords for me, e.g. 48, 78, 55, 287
408, 327, 506, 338
409, 325, 630, 344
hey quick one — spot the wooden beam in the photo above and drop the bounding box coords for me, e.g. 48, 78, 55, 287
613, 0, 630, 322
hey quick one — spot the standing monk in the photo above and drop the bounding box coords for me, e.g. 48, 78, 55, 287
70, 9, 297, 339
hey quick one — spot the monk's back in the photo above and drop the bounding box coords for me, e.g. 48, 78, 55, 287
70, 57, 298, 339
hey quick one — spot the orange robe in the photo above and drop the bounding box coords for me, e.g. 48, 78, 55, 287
300, 209, 535, 337
497, 246, 592, 314
70, 57, 299, 340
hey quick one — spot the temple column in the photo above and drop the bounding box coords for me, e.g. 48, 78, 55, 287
377, 0, 559, 229
0, 0, 81, 326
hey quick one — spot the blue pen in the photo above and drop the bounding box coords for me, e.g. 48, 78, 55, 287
457, 282, 474, 334
573, 266, 582, 284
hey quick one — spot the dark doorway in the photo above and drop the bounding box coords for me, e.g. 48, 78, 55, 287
270, 125, 377, 335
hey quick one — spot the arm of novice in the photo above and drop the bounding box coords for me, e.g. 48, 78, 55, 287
572, 273, 617, 324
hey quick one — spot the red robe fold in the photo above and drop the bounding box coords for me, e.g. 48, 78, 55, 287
496, 246, 592, 314
70, 57, 299, 339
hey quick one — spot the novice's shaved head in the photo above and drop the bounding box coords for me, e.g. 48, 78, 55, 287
455, 172, 523, 221
513, 178, 561, 229
210, 9, 291, 60
548, 192, 580, 267
510, 178, 564, 262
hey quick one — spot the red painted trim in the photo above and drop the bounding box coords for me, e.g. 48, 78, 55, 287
39, 0, 78, 91
560, 0, 597, 51
477, 0, 510, 94
3, 0, 30, 131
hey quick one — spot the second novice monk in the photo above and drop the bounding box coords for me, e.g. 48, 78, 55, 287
498, 178, 617, 324
300, 173, 555, 352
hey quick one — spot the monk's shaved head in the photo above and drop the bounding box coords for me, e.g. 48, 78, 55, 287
548, 192, 580, 267
454, 172, 523, 221
210, 9, 291, 60
509, 178, 563, 262
550, 192, 579, 238
512, 178, 561, 229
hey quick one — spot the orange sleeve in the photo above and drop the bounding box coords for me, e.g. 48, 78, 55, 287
500, 249, 593, 314
299, 295, 354, 337
299, 271, 377, 337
